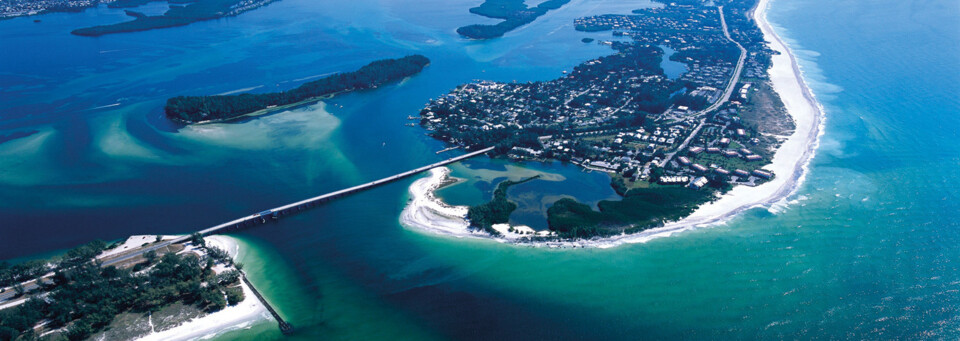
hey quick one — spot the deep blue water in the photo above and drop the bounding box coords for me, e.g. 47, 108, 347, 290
1, 0, 958, 339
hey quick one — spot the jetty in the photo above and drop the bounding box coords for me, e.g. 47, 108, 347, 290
242, 273, 294, 334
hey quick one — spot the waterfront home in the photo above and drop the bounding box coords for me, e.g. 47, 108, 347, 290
752, 169, 773, 179
690, 176, 709, 189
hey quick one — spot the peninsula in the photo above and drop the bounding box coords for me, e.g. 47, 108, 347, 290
410, 0, 812, 241
456, 0, 570, 39
165, 54, 430, 124
0, 235, 267, 340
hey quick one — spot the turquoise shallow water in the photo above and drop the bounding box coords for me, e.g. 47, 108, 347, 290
1, 0, 958, 339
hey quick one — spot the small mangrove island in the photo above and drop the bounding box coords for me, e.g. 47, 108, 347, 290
456, 0, 570, 39
165, 54, 430, 123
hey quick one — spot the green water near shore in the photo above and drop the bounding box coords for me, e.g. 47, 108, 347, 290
1, 0, 958, 338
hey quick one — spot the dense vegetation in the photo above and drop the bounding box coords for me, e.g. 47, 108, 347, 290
71, 0, 275, 36
547, 186, 719, 238
165, 55, 430, 123
456, 0, 570, 39
0, 240, 243, 340
467, 175, 541, 234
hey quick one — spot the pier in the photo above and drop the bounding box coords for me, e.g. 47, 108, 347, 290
242, 273, 294, 334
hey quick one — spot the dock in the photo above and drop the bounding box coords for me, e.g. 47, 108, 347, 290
435, 146, 461, 154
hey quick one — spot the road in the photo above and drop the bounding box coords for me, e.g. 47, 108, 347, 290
660, 5, 747, 167
0, 147, 494, 304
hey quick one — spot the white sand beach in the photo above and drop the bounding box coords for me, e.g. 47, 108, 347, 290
136, 236, 272, 341
604, 0, 824, 246
399, 167, 480, 237
400, 0, 824, 248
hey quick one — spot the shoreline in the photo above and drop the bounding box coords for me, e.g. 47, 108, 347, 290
399, 167, 485, 238
136, 236, 272, 341
400, 0, 825, 248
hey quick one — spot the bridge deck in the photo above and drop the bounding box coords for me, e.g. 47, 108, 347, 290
170, 146, 494, 244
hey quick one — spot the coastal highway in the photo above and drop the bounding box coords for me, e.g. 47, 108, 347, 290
661, 6, 747, 167
1, 147, 494, 304
0, 241, 180, 302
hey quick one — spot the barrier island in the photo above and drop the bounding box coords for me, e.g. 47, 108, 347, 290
456, 0, 570, 39
414, 0, 803, 241
165, 54, 430, 124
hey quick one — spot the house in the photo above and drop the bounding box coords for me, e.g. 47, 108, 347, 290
707, 147, 721, 153
659, 176, 690, 185
723, 150, 740, 158
752, 169, 773, 179
690, 176, 709, 189
678, 156, 691, 165
745, 154, 762, 161
715, 168, 730, 176
691, 163, 708, 173
734, 169, 750, 177
719, 137, 730, 145
688, 146, 704, 154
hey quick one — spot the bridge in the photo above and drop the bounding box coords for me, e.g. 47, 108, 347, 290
171, 146, 495, 243
0, 146, 494, 305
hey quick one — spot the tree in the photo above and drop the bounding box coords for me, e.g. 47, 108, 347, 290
65, 320, 92, 341
155, 235, 163, 243
12, 283, 24, 297
143, 250, 158, 264
225, 287, 244, 306
190, 233, 205, 248
216, 270, 241, 286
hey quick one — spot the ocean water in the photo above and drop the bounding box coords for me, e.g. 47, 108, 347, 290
1, 0, 958, 339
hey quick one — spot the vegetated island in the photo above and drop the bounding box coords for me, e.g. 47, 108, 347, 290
164, 54, 430, 124
0, 234, 263, 340
414, 0, 801, 241
456, 0, 570, 39
70, 0, 279, 36
466, 175, 541, 235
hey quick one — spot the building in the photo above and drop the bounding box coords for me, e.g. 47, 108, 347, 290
752, 169, 773, 179
691, 163, 708, 173
690, 176, 709, 189
745, 154, 762, 161
733, 169, 750, 177
688, 146, 704, 154
678, 156, 691, 165
723, 150, 739, 158
659, 176, 690, 185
